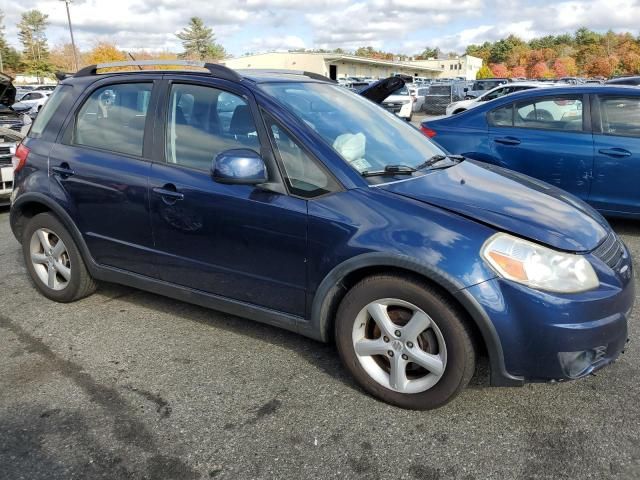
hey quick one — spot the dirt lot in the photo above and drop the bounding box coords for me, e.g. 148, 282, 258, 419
1, 207, 639, 480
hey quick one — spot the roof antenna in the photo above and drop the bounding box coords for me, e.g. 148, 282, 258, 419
127, 52, 143, 70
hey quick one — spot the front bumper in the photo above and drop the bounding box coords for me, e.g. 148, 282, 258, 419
0, 164, 13, 206
464, 242, 634, 383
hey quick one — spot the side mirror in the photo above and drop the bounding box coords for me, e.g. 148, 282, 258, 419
463, 87, 469, 92
212, 149, 267, 185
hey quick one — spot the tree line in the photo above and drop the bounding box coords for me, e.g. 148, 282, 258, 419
468, 28, 640, 79
0, 10, 225, 78
2, 9, 639, 81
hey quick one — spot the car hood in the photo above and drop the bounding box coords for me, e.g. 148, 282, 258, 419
379, 160, 608, 252
359, 76, 405, 104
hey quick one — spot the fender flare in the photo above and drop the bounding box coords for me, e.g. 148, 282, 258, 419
306, 252, 523, 387
10, 192, 98, 274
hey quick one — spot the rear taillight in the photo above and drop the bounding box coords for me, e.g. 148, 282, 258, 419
420, 125, 437, 138
12, 143, 30, 172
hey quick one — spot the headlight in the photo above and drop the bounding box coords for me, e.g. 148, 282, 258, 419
481, 233, 599, 293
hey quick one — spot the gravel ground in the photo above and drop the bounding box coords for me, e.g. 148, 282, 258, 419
0, 207, 639, 480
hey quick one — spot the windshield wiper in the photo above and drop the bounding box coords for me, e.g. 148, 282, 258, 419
362, 164, 417, 177
416, 154, 465, 170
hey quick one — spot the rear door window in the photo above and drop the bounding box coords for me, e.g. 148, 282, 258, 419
74, 83, 152, 156
598, 96, 640, 137
487, 104, 514, 126
514, 96, 583, 131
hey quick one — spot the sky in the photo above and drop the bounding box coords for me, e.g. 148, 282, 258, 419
2, 0, 640, 57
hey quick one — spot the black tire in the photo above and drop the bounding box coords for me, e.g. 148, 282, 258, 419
335, 274, 476, 410
22, 212, 96, 302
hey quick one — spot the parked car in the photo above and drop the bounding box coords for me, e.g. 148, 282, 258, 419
465, 78, 511, 99
23, 84, 57, 92
0, 128, 22, 205
421, 85, 640, 217
445, 81, 555, 116
380, 84, 414, 120
1, 74, 30, 134
606, 76, 640, 86
410, 85, 429, 112
10, 62, 633, 410
558, 77, 584, 85
12, 90, 51, 114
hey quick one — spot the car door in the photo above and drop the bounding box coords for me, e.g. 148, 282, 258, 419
590, 94, 640, 214
487, 93, 593, 200
147, 79, 312, 316
50, 78, 158, 276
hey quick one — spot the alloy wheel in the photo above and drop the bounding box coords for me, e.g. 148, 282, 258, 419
29, 228, 71, 291
352, 298, 447, 394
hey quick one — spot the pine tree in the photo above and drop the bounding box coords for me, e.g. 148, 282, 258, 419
18, 9, 52, 80
176, 17, 225, 61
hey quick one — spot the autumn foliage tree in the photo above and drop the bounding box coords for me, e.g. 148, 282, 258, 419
476, 65, 493, 79
510, 66, 526, 78
552, 57, 577, 77
529, 61, 552, 79
490, 63, 509, 77
467, 28, 640, 79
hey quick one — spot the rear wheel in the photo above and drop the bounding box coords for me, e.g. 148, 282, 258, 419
335, 274, 476, 409
22, 213, 96, 302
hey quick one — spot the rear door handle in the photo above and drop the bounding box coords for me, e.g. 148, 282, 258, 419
494, 137, 521, 146
598, 148, 632, 157
51, 165, 75, 178
152, 186, 184, 204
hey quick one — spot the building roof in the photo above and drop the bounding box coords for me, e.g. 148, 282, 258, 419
227, 51, 443, 73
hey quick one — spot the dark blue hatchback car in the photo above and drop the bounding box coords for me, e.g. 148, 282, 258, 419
421, 86, 640, 218
9, 62, 634, 409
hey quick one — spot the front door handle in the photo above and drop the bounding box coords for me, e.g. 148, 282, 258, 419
152, 185, 184, 204
494, 137, 521, 146
598, 148, 632, 157
52, 164, 75, 178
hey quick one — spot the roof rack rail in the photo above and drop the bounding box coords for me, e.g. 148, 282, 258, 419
236, 69, 336, 83
74, 60, 242, 82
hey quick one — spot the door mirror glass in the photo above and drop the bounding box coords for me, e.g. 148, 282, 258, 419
212, 148, 267, 185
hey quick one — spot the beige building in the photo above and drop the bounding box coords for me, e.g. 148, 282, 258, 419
412, 55, 483, 80
224, 52, 483, 81
224, 52, 442, 81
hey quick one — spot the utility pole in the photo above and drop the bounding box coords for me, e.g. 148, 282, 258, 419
60, 0, 79, 71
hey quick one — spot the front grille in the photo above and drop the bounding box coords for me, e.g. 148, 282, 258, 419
383, 102, 405, 114
592, 232, 624, 269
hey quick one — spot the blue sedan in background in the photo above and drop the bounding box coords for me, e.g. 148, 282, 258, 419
421, 86, 640, 218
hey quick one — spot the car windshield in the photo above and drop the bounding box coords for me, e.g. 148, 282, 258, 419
472, 81, 503, 91
261, 82, 446, 175
391, 86, 410, 96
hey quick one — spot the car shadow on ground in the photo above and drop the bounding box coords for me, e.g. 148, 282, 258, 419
89, 279, 492, 390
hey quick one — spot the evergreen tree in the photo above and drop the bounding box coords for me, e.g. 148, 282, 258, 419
176, 17, 226, 61
18, 9, 52, 79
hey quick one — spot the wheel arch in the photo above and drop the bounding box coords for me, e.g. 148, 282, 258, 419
306, 253, 523, 387
10, 193, 96, 272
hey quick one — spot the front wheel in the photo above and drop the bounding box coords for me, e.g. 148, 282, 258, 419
335, 275, 476, 409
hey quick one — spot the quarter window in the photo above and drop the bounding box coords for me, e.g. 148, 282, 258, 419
599, 97, 640, 137
74, 83, 152, 156
487, 104, 513, 126
514, 96, 583, 131
165, 84, 259, 171
266, 116, 339, 198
